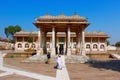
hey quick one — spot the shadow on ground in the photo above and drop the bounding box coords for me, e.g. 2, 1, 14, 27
87, 60, 120, 72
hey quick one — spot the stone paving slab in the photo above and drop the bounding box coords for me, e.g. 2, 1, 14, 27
0, 70, 5, 73
56, 56, 70, 80
4, 58, 56, 77
0, 74, 38, 80
0, 67, 59, 80
2, 51, 120, 80
66, 62, 120, 80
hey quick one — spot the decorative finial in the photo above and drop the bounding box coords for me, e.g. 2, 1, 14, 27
73, 12, 77, 16
45, 13, 50, 16
59, 12, 64, 16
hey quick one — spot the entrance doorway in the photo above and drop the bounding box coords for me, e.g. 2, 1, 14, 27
59, 44, 64, 55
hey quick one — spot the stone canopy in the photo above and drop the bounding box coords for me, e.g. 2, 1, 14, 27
33, 13, 89, 32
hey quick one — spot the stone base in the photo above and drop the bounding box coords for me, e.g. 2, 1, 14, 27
22, 54, 89, 64
36, 48, 43, 56
51, 48, 55, 56
22, 55, 57, 63
67, 48, 71, 56
81, 49, 86, 56
65, 55, 89, 63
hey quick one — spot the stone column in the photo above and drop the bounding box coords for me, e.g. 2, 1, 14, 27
43, 32, 47, 54
90, 37, 93, 51
71, 38, 72, 49
104, 42, 107, 52
51, 27, 55, 56
66, 32, 67, 55
81, 31, 86, 56
16, 38, 17, 43
22, 37, 24, 42
0, 53, 3, 67
55, 32, 57, 55
76, 32, 81, 55
37, 28, 43, 56
21, 37, 24, 50
98, 37, 100, 51
67, 27, 71, 56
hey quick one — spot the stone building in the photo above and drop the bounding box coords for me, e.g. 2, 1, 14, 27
14, 14, 109, 56
0, 37, 10, 50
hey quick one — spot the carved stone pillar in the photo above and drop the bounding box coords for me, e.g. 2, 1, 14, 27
43, 32, 47, 54
37, 28, 43, 56
55, 32, 57, 55
76, 32, 80, 55
67, 26, 71, 56
81, 31, 86, 56
51, 26, 55, 56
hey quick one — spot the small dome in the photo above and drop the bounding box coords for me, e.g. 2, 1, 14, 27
98, 32, 106, 35
37, 13, 87, 21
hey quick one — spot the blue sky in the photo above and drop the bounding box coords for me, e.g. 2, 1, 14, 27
0, 0, 120, 44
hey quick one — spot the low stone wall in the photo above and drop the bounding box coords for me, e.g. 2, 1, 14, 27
22, 55, 89, 63
65, 55, 89, 63
22, 55, 57, 63
87, 53, 111, 59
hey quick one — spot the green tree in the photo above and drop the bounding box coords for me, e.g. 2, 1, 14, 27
4, 25, 22, 40
15, 25, 21, 32
28, 37, 33, 43
106, 40, 110, 46
4, 27, 9, 38
115, 41, 120, 47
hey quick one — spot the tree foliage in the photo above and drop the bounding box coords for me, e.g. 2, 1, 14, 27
14, 25, 21, 32
4, 28, 9, 38
4, 25, 22, 40
28, 37, 33, 43
115, 41, 120, 47
106, 40, 110, 46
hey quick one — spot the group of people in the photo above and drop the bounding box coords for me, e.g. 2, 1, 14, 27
56, 46, 64, 55
46, 52, 62, 70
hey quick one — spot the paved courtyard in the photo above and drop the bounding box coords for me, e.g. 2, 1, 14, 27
4, 58, 56, 77
0, 50, 120, 80
0, 74, 38, 80
0, 70, 5, 74
67, 62, 120, 80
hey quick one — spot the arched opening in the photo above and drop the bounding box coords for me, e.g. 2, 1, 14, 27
92, 44, 98, 51
25, 43, 29, 48
32, 44, 36, 48
100, 44, 105, 51
86, 44, 91, 51
93, 44, 98, 49
100, 44, 104, 49
86, 44, 90, 49
18, 43, 22, 48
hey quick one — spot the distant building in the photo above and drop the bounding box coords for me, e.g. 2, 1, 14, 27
0, 37, 10, 50
14, 14, 109, 55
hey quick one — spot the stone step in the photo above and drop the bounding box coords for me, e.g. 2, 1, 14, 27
22, 55, 89, 63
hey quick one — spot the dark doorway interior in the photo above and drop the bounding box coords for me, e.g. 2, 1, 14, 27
59, 44, 64, 55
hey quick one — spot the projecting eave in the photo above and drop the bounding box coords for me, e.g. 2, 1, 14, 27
85, 36, 110, 38
33, 22, 89, 28
33, 21, 89, 24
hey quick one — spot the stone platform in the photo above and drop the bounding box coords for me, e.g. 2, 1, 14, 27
22, 55, 89, 63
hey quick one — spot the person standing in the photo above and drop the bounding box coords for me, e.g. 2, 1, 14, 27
46, 52, 51, 64
56, 46, 58, 55
11, 43, 15, 51
54, 55, 62, 70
